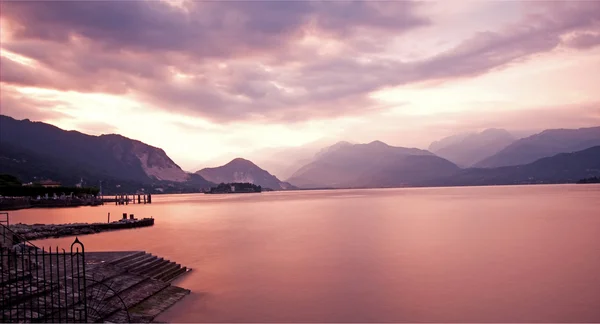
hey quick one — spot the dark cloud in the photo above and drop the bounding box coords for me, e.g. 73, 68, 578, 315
1, 1, 428, 59
1, 1, 599, 123
565, 32, 600, 49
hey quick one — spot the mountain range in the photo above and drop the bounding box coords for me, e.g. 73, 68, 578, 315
426, 146, 600, 186
1, 115, 599, 192
474, 127, 600, 168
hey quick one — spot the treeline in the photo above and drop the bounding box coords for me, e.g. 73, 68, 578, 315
0, 174, 99, 197
577, 177, 600, 184
0, 186, 100, 197
208, 182, 262, 194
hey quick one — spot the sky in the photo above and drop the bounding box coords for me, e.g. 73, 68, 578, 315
1, 0, 599, 174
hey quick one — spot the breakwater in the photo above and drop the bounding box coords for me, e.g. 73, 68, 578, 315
8, 217, 154, 241
0, 197, 103, 211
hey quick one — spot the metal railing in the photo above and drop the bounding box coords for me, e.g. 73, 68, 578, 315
1, 212, 130, 323
1, 236, 88, 322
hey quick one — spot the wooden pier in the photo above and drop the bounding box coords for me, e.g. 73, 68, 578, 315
103, 194, 152, 205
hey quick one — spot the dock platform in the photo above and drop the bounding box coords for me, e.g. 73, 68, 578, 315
9, 218, 155, 241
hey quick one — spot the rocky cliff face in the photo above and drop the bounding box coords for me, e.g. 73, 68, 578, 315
130, 141, 189, 182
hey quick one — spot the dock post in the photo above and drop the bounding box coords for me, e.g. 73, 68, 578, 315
108, 212, 110, 223
148, 194, 152, 204
138, 194, 141, 204
122, 213, 127, 220
126, 195, 129, 205
143, 195, 146, 204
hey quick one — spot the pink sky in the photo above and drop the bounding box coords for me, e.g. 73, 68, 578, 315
1, 1, 599, 172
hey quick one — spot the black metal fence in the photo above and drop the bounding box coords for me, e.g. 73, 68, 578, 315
1, 212, 131, 323
1, 232, 88, 322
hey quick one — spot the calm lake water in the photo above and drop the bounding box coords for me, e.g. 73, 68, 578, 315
8, 185, 600, 322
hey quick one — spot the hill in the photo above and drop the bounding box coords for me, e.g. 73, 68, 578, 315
196, 158, 295, 190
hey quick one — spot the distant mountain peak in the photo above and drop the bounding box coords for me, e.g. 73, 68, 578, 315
480, 128, 511, 135
367, 140, 388, 147
227, 157, 255, 165
196, 158, 294, 190
288, 140, 455, 188
314, 141, 353, 159
333, 141, 352, 146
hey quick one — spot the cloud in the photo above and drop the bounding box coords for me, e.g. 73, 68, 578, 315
0, 1, 428, 59
73, 121, 119, 136
564, 32, 600, 49
0, 86, 69, 121
1, 1, 599, 124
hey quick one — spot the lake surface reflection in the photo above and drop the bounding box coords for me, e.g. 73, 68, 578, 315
10, 185, 600, 322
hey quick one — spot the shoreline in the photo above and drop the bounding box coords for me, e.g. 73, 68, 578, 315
2, 182, 596, 212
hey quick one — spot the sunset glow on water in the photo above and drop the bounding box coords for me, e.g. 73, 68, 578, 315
11, 185, 600, 322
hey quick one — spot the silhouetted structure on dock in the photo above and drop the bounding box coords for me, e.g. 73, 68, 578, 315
103, 194, 152, 205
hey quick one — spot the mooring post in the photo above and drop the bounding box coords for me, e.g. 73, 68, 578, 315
143, 195, 146, 204
122, 213, 127, 220
108, 212, 110, 223
148, 194, 152, 204
138, 194, 141, 204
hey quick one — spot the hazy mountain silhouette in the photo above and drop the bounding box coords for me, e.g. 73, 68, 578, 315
243, 140, 353, 180
474, 126, 600, 168
428, 146, 600, 186
430, 129, 516, 167
196, 158, 295, 190
287, 141, 459, 188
